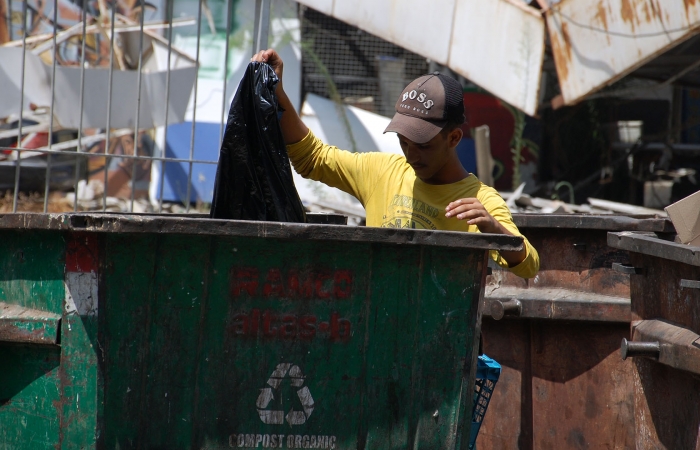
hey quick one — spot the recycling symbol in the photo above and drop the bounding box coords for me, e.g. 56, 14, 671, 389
257, 363, 315, 426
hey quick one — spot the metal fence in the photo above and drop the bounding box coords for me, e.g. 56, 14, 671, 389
0, 0, 426, 215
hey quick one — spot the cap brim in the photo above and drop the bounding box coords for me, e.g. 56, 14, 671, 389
384, 113, 446, 144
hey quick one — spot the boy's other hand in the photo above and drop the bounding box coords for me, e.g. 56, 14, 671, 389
445, 198, 501, 234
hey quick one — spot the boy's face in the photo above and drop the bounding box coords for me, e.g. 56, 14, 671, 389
397, 127, 463, 184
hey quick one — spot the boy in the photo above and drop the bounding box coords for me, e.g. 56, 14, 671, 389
252, 49, 538, 279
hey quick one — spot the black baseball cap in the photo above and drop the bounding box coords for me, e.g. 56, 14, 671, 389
384, 72, 466, 144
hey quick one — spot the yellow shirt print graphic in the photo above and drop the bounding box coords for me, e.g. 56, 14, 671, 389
381, 195, 439, 230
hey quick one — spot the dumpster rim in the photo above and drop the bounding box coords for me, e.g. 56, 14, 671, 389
0, 213, 524, 251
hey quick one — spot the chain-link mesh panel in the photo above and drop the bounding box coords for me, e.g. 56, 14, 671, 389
301, 7, 428, 117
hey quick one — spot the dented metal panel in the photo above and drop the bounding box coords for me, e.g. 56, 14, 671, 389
295, 0, 546, 116
547, 0, 700, 105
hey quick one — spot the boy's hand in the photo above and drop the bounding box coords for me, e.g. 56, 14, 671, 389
251, 49, 284, 84
446, 198, 527, 267
445, 198, 501, 234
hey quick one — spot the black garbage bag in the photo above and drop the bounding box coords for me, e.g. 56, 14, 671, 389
210, 61, 306, 222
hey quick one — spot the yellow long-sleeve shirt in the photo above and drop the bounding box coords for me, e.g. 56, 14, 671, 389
287, 130, 539, 279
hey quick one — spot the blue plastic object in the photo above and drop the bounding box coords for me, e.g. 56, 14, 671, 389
469, 354, 501, 450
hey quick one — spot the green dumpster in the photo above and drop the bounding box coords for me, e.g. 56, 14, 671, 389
0, 213, 521, 449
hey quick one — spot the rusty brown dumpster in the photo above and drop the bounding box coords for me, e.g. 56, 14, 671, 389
478, 214, 672, 450
609, 230, 700, 450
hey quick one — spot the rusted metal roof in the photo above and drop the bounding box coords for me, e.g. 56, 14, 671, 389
545, 0, 700, 106
294, 0, 700, 114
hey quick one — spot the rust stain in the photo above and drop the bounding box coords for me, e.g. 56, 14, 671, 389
595, 2, 609, 30
550, 30, 570, 83
642, 2, 651, 23
620, 0, 637, 30
595, 2, 612, 45
560, 22, 573, 59
685, 0, 698, 18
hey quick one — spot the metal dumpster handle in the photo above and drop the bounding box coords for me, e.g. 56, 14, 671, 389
680, 279, 700, 289
490, 299, 521, 320
621, 338, 659, 360
612, 263, 645, 275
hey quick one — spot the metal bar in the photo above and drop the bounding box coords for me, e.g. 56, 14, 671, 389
158, 0, 176, 213
219, 0, 234, 143
612, 262, 645, 275
12, 0, 28, 213
253, 0, 262, 55
185, 0, 204, 213
103, 3, 118, 212
490, 299, 522, 320
630, 320, 700, 375
130, 0, 148, 213
620, 338, 660, 360
1, 145, 218, 165
681, 279, 700, 290
4, 18, 197, 48
43, 0, 59, 213
608, 232, 700, 267
483, 286, 631, 323
73, 1, 89, 212
253, 0, 271, 55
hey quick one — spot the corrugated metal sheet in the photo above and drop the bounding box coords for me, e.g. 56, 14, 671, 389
546, 0, 700, 105
295, 0, 546, 116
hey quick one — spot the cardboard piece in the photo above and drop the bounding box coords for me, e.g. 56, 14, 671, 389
665, 190, 700, 247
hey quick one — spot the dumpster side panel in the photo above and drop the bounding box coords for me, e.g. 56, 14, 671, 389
362, 246, 483, 449
478, 319, 532, 449
0, 345, 61, 449
530, 322, 635, 450
630, 253, 700, 333
0, 231, 65, 314
633, 358, 700, 449
491, 229, 632, 298
0, 230, 65, 449
98, 233, 485, 449
199, 237, 371, 449
479, 320, 636, 450
100, 234, 159, 447
358, 244, 422, 449
101, 234, 210, 448
60, 233, 102, 450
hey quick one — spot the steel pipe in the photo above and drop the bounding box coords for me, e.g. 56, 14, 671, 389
490, 299, 522, 320
620, 338, 660, 360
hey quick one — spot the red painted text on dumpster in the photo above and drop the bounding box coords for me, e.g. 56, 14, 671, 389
229, 309, 351, 342
230, 267, 353, 300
